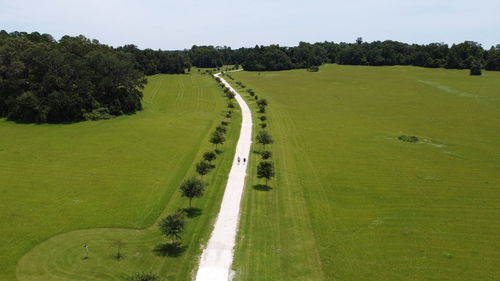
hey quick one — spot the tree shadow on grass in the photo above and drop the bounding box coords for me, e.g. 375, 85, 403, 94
253, 184, 272, 191
182, 207, 202, 218
153, 243, 186, 257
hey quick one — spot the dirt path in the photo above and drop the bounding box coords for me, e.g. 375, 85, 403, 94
195, 71, 252, 281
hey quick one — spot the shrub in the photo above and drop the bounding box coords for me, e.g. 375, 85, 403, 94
257, 99, 268, 106
470, 60, 482, 76
83, 107, 112, 121
398, 135, 419, 143
308, 66, 320, 72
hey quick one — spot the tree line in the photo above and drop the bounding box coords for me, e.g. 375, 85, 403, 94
4, 30, 498, 124
0, 30, 188, 124
186, 39, 500, 71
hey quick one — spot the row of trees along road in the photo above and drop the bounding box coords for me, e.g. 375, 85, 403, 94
228, 77, 276, 188
157, 73, 233, 258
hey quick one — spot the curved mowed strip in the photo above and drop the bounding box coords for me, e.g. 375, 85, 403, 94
230, 65, 500, 281
0, 72, 241, 280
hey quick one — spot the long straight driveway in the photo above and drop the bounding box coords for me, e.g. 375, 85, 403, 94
195, 71, 252, 281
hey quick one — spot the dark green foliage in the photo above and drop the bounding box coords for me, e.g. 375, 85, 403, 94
257, 161, 275, 185
261, 150, 272, 160
210, 130, 226, 148
203, 151, 217, 163
254, 95, 259, 100
225, 91, 235, 99
179, 177, 206, 208
258, 105, 266, 113
470, 60, 482, 75
247, 89, 255, 96
189, 45, 224, 68
0, 31, 147, 123
129, 272, 161, 281
159, 211, 186, 243
195, 161, 212, 177
182, 38, 498, 72
308, 66, 319, 72
228, 102, 235, 108
260, 123, 267, 129
398, 135, 419, 143
221, 120, 229, 126
82, 108, 112, 121
118, 45, 185, 75
486, 45, 500, 70
256, 130, 274, 149
257, 99, 268, 106
225, 111, 233, 118
260, 116, 267, 122
215, 125, 227, 134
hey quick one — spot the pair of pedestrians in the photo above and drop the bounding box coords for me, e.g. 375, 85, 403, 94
237, 157, 246, 165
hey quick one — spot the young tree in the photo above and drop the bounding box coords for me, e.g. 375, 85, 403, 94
179, 177, 206, 208
260, 123, 267, 129
257, 161, 275, 186
260, 116, 267, 122
257, 99, 268, 107
256, 130, 274, 149
220, 120, 229, 126
261, 150, 272, 160
196, 160, 212, 177
158, 211, 186, 244
210, 131, 226, 149
215, 125, 227, 134
113, 240, 125, 260
203, 151, 217, 163
258, 104, 266, 113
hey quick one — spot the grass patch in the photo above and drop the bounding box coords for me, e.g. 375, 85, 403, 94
230, 64, 500, 281
1, 72, 241, 280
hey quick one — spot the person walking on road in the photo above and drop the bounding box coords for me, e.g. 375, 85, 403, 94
237, 157, 240, 165
243, 158, 246, 165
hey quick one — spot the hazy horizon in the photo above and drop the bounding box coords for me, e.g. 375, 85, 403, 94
1, 0, 499, 50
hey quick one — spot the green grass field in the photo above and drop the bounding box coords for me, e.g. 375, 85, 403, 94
229, 65, 500, 281
0, 72, 241, 280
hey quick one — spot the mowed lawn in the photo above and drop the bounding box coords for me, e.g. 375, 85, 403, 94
0, 72, 241, 280
230, 65, 500, 281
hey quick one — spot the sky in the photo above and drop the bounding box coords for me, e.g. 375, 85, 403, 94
1, 0, 499, 50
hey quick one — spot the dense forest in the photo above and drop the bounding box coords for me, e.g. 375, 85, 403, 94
188, 39, 500, 71
1, 30, 499, 123
0, 30, 186, 123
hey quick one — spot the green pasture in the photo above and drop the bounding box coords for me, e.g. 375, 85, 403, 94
0, 72, 241, 280
229, 65, 500, 281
